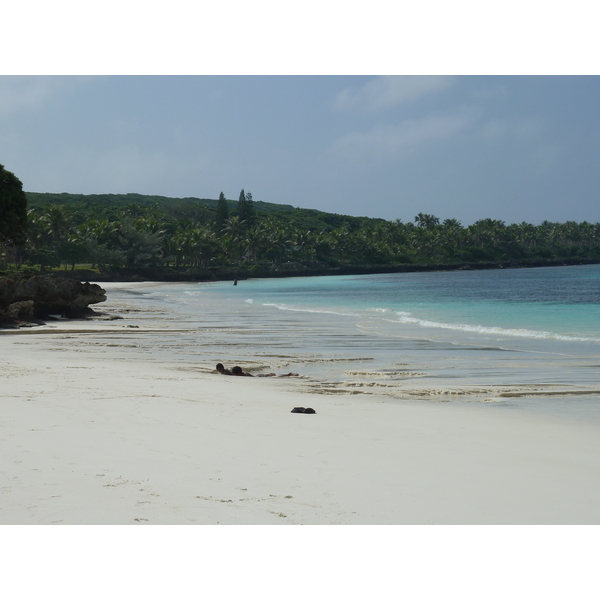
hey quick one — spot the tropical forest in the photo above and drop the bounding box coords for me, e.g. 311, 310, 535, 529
2, 164, 600, 282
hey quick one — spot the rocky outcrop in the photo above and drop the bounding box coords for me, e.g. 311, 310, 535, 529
0, 274, 107, 323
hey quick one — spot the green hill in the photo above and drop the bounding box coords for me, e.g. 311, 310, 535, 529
13, 191, 599, 282
25, 191, 384, 232
26, 191, 294, 212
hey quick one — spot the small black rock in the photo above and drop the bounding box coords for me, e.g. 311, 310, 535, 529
291, 407, 305, 413
304, 408, 316, 414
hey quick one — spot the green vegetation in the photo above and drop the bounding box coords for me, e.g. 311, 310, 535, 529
0, 164, 28, 246
2, 189, 600, 280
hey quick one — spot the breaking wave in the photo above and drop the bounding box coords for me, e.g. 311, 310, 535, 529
390, 311, 600, 343
256, 300, 600, 343
262, 303, 357, 318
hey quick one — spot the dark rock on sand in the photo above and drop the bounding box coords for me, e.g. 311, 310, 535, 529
0, 274, 107, 326
291, 407, 316, 414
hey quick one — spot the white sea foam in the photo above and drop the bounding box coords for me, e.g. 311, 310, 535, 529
245, 299, 254, 304
345, 369, 425, 378
257, 298, 600, 343
262, 303, 357, 318
391, 312, 600, 343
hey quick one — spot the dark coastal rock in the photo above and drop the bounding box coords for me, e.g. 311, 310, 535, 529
4, 299, 35, 320
0, 274, 107, 324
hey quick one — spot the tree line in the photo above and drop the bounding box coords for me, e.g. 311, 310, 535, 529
2, 165, 600, 276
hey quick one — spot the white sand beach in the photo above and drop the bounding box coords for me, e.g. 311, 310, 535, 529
2, 316, 600, 526
3, 283, 600, 600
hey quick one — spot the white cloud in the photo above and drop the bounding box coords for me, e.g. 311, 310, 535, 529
334, 76, 455, 111
329, 109, 475, 162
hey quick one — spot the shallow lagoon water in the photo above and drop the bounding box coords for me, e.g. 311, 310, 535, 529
94, 264, 600, 420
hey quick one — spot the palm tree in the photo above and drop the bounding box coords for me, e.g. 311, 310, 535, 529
263, 225, 291, 263
222, 216, 247, 241
115, 221, 164, 269
42, 205, 70, 245
219, 235, 237, 261
242, 227, 262, 262
414, 213, 440, 230
312, 230, 336, 262
26, 209, 49, 249
221, 216, 248, 260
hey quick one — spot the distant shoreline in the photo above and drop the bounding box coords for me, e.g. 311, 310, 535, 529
53, 256, 600, 283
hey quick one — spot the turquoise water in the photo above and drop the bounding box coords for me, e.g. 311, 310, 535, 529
100, 264, 600, 418
198, 264, 600, 350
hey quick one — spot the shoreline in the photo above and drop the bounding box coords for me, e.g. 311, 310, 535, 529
2, 311, 600, 524
43, 256, 600, 283
5, 277, 600, 413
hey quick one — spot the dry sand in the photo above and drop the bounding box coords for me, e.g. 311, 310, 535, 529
2, 321, 600, 525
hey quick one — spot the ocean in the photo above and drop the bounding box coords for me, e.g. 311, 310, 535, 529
97, 264, 600, 419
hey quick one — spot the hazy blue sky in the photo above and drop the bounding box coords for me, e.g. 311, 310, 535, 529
1, 75, 599, 225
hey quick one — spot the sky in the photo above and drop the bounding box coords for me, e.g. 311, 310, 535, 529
2, 4, 599, 229
2, 75, 599, 226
